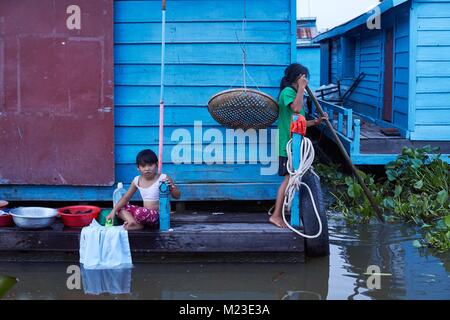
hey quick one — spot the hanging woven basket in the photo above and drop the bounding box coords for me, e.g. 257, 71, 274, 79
207, 88, 279, 130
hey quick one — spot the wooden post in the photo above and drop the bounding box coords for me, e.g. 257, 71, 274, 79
290, 115, 302, 228
159, 181, 170, 231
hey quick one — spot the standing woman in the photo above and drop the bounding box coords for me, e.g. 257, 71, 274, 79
270, 63, 328, 228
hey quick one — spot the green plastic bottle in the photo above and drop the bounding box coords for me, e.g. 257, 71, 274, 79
105, 218, 113, 227
98, 209, 119, 226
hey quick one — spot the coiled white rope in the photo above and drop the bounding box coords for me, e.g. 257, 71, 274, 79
269, 137, 323, 239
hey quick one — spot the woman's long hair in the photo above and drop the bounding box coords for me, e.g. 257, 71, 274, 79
279, 63, 310, 98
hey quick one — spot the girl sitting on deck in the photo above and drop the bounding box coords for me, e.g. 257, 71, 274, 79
106, 149, 181, 230
270, 63, 328, 228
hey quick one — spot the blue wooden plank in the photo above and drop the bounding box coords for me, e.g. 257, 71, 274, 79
355, 81, 380, 91
347, 92, 380, 106
352, 119, 360, 154
417, 61, 450, 76
360, 53, 382, 62
114, 0, 290, 23
115, 64, 284, 87
395, 52, 410, 68
394, 68, 409, 84
115, 43, 291, 65
360, 45, 382, 54
359, 66, 382, 76
416, 92, 450, 108
351, 87, 379, 98
115, 126, 278, 146
393, 111, 409, 128
346, 112, 353, 139
394, 83, 409, 98
395, 36, 409, 52
0, 182, 282, 201
415, 109, 450, 125
408, 0, 418, 133
410, 126, 450, 140
393, 96, 409, 114
417, 46, 450, 61
357, 78, 381, 85
360, 35, 382, 49
359, 60, 383, 68
289, 0, 296, 63
115, 106, 217, 126
296, 46, 321, 89
416, 77, 450, 93
115, 143, 278, 164
396, 16, 410, 37
115, 85, 279, 106
415, 2, 450, 17
320, 41, 330, 85
351, 154, 400, 165
417, 17, 450, 30
338, 113, 344, 133
114, 21, 291, 44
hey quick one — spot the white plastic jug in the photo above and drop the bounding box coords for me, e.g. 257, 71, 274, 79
113, 182, 127, 207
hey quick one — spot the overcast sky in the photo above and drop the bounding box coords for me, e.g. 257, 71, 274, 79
297, 0, 380, 31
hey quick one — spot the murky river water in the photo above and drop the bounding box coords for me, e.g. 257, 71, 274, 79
1, 214, 449, 300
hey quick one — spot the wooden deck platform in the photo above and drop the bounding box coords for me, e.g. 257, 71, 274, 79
312, 99, 450, 165
356, 118, 450, 154
0, 212, 305, 262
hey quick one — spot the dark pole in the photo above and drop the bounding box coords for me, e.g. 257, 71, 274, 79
305, 85, 385, 223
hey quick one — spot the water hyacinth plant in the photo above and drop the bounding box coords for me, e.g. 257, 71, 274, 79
315, 146, 450, 252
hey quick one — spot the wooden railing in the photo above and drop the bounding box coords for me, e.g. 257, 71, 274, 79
309, 99, 361, 154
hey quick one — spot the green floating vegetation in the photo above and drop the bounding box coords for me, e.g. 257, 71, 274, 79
315, 145, 450, 253
0, 275, 17, 299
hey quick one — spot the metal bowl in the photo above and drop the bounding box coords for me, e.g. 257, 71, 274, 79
9, 207, 57, 229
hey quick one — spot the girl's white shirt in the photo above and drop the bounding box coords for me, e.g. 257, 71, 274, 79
132, 173, 167, 201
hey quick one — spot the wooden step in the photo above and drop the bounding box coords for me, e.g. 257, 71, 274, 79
0, 213, 305, 258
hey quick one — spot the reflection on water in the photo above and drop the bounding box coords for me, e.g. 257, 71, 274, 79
0, 214, 449, 300
81, 267, 132, 295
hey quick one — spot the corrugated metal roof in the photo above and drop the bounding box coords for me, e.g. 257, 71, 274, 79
297, 17, 318, 45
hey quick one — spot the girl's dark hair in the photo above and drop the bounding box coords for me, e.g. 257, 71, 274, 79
136, 149, 158, 166
279, 63, 310, 96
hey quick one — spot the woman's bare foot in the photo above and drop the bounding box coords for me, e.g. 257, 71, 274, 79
269, 215, 288, 228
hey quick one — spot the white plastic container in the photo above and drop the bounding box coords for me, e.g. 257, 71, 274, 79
113, 182, 127, 207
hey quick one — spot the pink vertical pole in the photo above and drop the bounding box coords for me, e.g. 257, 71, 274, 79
158, 0, 166, 174
158, 101, 164, 174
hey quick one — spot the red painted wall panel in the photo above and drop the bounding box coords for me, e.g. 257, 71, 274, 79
0, 0, 114, 185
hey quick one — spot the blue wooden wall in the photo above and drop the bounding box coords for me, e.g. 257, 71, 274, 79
330, 2, 411, 132
115, 0, 294, 201
0, 0, 296, 201
330, 39, 339, 84
296, 46, 321, 90
319, 0, 450, 141
409, 0, 450, 140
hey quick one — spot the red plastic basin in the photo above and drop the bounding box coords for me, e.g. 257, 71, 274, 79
57, 205, 101, 228
0, 214, 13, 227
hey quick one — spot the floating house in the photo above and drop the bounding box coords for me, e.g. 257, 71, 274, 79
313, 0, 450, 164
296, 17, 321, 90
0, 0, 297, 202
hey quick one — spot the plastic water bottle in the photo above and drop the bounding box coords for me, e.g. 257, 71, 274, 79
159, 181, 170, 231
113, 182, 126, 208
